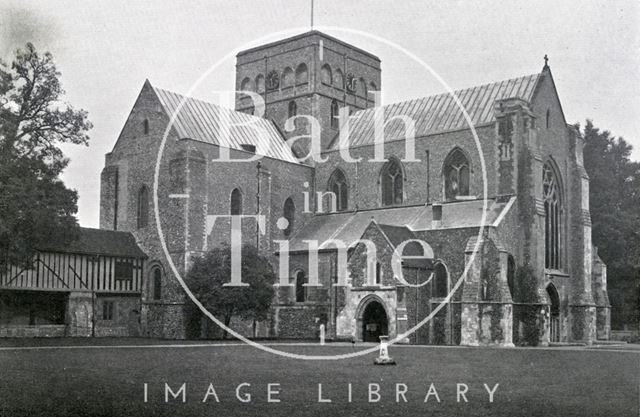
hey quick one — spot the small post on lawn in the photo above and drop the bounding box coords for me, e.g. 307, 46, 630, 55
319, 324, 325, 346
374, 335, 396, 365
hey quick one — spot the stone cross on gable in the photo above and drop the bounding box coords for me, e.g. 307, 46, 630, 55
544, 54, 549, 68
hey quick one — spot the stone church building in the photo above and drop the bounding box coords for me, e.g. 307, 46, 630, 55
98, 30, 610, 346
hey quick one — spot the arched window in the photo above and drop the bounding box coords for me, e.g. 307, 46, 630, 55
507, 255, 516, 298
328, 168, 348, 211
240, 77, 253, 91
137, 185, 149, 229
334, 69, 344, 89
375, 262, 382, 285
434, 262, 448, 298
295, 270, 306, 302
358, 77, 367, 97
380, 158, 404, 206
330, 99, 340, 129
443, 148, 471, 200
288, 100, 297, 120
543, 162, 562, 270
255, 74, 265, 93
295, 63, 308, 84
321, 64, 332, 85
283, 197, 295, 237
152, 267, 162, 300
282, 67, 294, 88
143, 119, 149, 134
230, 188, 243, 215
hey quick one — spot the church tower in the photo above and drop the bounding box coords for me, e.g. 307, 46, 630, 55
235, 31, 381, 158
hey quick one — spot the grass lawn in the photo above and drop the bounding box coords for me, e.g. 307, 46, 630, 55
0, 340, 637, 417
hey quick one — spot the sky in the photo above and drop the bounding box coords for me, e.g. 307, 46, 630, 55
1, 0, 639, 228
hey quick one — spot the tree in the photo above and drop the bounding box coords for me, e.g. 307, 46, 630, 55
185, 244, 276, 339
580, 120, 640, 331
0, 43, 91, 269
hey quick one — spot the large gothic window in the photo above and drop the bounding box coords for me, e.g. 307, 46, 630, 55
443, 148, 470, 200
137, 185, 149, 229
283, 197, 295, 237
230, 188, 243, 215
328, 169, 348, 211
543, 162, 562, 270
434, 262, 448, 298
380, 158, 404, 206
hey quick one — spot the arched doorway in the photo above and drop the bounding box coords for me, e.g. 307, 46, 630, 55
547, 284, 560, 342
362, 301, 388, 342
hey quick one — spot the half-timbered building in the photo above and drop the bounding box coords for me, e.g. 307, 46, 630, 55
0, 228, 146, 337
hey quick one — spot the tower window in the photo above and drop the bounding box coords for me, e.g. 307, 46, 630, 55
230, 188, 243, 215
358, 77, 367, 97
143, 119, 149, 134
255, 74, 265, 93
328, 168, 348, 211
240, 77, 253, 91
375, 262, 382, 285
543, 162, 562, 270
443, 148, 470, 200
380, 158, 404, 206
334, 69, 344, 89
295, 63, 308, 85
282, 67, 294, 88
321, 64, 332, 85
330, 99, 339, 129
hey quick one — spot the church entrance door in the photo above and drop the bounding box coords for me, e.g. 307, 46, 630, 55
547, 284, 560, 343
362, 301, 388, 342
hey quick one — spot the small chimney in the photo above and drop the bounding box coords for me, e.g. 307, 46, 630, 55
432, 203, 442, 229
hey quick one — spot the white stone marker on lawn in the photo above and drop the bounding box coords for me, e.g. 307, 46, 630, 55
374, 335, 396, 365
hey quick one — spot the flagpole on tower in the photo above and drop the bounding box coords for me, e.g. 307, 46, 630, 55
311, 0, 314, 29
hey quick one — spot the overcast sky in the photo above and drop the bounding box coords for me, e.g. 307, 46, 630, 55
1, 0, 638, 228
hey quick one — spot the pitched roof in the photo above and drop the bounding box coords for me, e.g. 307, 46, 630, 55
151, 84, 299, 164
38, 228, 147, 259
330, 73, 540, 149
285, 197, 514, 253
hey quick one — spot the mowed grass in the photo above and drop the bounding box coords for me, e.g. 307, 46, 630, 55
0, 341, 637, 417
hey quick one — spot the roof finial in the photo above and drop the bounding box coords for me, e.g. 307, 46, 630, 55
543, 54, 549, 69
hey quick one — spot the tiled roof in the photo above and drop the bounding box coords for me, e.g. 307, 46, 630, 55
286, 197, 514, 253
38, 228, 147, 258
152, 84, 299, 164
330, 73, 540, 149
